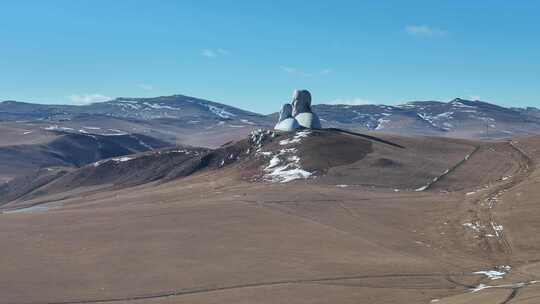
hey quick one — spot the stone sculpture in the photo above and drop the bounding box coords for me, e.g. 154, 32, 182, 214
274, 104, 300, 132
274, 89, 321, 131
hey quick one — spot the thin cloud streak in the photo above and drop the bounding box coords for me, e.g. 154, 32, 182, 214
68, 93, 112, 105
138, 84, 154, 91
280, 66, 333, 77
324, 98, 374, 105
202, 48, 229, 58
405, 25, 446, 37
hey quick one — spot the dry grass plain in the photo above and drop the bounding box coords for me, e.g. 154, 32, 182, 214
2, 132, 540, 304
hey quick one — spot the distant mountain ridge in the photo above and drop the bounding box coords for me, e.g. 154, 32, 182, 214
312, 98, 540, 138
1, 95, 539, 139
0, 95, 264, 122
0, 95, 273, 148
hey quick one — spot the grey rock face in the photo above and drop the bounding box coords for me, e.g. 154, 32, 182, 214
274, 89, 322, 131
278, 103, 293, 122
295, 112, 321, 129
291, 90, 312, 117
275, 104, 300, 132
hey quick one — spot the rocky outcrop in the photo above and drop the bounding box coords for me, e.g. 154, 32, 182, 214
274, 89, 322, 131
275, 104, 300, 132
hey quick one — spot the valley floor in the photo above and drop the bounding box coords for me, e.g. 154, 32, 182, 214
2, 137, 540, 304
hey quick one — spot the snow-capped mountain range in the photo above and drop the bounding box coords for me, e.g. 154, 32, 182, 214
313, 98, 540, 138
1, 95, 539, 140
0, 95, 265, 123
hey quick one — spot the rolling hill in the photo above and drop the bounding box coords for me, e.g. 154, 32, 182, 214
2, 128, 540, 304
0, 128, 169, 184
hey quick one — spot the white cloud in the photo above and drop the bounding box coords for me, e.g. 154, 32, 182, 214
280, 66, 311, 77
280, 66, 333, 77
325, 98, 374, 105
216, 48, 229, 55
280, 66, 298, 74
138, 84, 153, 90
202, 48, 229, 58
319, 68, 332, 75
405, 25, 446, 37
68, 94, 111, 105
202, 49, 216, 58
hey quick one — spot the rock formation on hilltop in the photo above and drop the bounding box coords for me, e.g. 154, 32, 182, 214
274, 89, 322, 131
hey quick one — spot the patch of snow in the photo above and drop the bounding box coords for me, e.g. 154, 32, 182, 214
279, 130, 311, 145
103, 132, 128, 136
262, 144, 313, 183
93, 156, 135, 167
266, 166, 313, 183
287, 155, 300, 162
22, 131, 32, 135
396, 103, 416, 109
474, 266, 511, 280
44, 125, 74, 131
415, 185, 429, 192
142, 102, 177, 110
336, 184, 349, 188
116, 100, 141, 110
470, 283, 490, 292
491, 222, 504, 238
265, 155, 282, 170
415, 169, 449, 191
241, 119, 255, 125
280, 148, 297, 153
375, 118, 390, 130
166, 149, 200, 156
470, 281, 535, 293
436, 111, 454, 119
203, 104, 236, 119
451, 101, 476, 109
417, 113, 435, 126
463, 222, 484, 232
113, 156, 134, 162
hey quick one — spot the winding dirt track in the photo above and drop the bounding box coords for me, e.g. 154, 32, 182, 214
434, 140, 538, 304
36, 272, 480, 304
474, 141, 534, 258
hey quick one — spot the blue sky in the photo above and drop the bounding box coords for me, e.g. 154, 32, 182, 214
0, 1, 538, 113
